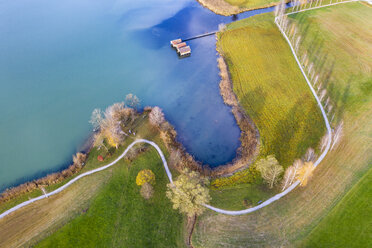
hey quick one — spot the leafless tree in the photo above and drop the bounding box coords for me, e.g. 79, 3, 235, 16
317, 83, 323, 92
218, 23, 226, 31
304, 147, 316, 162
331, 121, 343, 150
327, 104, 333, 114
149, 106, 165, 127
93, 132, 109, 151
282, 166, 296, 191
295, 36, 301, 52
324, 97, 330, 108
319, 133, 330, 152
319, 89, 327, 101
101, 102, 129, 148
313, 74, 319, 86
125, 93, 140, 109
89, 108, 103, 131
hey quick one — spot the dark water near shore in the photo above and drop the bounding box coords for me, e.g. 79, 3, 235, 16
0, 0, 276, 191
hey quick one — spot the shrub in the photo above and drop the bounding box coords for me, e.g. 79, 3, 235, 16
73, 152, 87, 168
136, 169, 155, 186
140, 182, 154, 200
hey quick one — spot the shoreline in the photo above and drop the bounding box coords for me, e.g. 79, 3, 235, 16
0, 32, 262, 205
196, 0, 288, 16
209, 54, 260, 177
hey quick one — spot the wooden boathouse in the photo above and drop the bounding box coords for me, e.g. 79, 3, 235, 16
178, 46, 191, 56
170, 39, 191, 57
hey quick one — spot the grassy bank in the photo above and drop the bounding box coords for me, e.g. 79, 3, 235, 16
196, 0, 282, 16
194, 3, 372, 247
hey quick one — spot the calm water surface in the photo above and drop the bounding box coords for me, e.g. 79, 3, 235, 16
0, 0, 275, 190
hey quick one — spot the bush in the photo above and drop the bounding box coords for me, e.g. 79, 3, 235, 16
136, 169, 155, 186
140, 182, 154, 200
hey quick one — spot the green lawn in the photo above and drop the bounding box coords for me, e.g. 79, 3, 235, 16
210, 183, 275, 210
194, 3, 372, 247
219, 13, 325, 168
36, 148, 185, 248
302, 167, 372, 248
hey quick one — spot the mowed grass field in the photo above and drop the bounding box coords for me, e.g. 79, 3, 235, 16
0, 115, 185, 248
218, 13, 325, 168
302, 167, 372, 248
193, 3, 372, 247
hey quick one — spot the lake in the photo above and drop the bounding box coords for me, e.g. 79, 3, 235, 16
0, 0, 275, 191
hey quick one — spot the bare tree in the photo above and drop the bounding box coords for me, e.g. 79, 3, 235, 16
304, 147, 316, 162
149, 106, 165, 127
93, 132, 108, 151
313, 74, 319, 86
317, 83, 323, 92
327, 104, 333, 114
125, 93, 140, 109
101, 102, 128, 148
324, 97, 330, 108
319, 133, 330, 152
331, 121, 343, 150
282, 166, 296, 191
295, 36, 301, 52
319, 89, 327, 101
73, 152, 87, 169
89, 108, 103, 131
218, 23, 226, 31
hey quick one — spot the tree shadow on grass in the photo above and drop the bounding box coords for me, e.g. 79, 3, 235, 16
239, 86, 267, 121
269, 99, 302, 167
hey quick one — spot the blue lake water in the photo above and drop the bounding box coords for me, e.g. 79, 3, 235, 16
0, 0, 275, 191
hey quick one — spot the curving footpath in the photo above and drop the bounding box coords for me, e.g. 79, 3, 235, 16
0, 139, 172, 220
0, 8, 335, 219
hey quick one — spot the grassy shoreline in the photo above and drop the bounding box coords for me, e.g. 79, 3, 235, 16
196, 0, 287, 16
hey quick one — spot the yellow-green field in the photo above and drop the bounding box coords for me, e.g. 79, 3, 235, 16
194, 3, 372, 247
219, 13, 325, 168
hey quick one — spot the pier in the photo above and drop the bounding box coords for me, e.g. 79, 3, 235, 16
182, 31, 218, 42
170, 30, 218, 57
